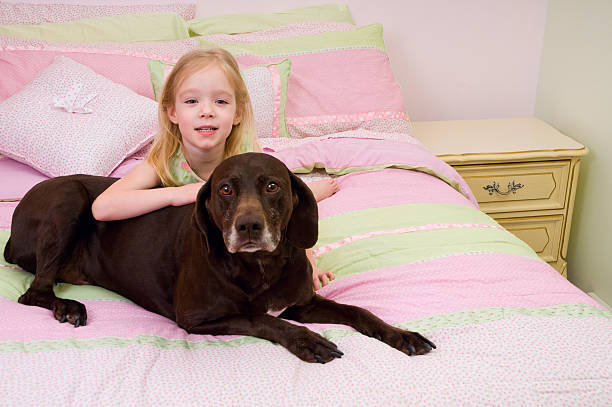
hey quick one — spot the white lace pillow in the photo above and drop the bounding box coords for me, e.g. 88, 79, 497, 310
0, 56, 158, 177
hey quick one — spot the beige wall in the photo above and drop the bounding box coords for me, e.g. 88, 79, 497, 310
535, 0, 612, 305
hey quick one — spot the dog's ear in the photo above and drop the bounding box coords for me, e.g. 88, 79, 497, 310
286, 172, 319, 249
192, 181, 218, 252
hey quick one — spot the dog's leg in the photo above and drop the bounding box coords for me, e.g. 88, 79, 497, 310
185, 314, 343, 363
15, 178, 92, 327
280, 295, 436, 356
19, 280, 87, 327
18, 236, 88, 327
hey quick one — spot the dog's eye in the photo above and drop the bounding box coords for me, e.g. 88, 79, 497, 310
219, 185, 233, 196
265, 182, 279, 193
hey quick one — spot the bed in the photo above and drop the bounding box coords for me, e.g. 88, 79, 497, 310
1, 4, 611, 406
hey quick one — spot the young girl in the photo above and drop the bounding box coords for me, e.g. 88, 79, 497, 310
92, 48, 336, 290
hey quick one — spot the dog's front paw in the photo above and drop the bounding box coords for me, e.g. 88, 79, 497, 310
374, 327, 436, 356
283, 327, 344, 363
52, 299, 87, 327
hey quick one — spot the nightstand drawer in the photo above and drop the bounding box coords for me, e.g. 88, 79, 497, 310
496, 215, 563, 262
455, 161, 570, 213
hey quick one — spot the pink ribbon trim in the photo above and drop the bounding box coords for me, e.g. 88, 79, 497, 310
312, 223, 507, 257
1, 45, 180, 63
286, 111, 409, 125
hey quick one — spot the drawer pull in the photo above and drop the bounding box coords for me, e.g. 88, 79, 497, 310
483, 181, 524, 196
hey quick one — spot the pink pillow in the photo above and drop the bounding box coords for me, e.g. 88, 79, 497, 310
0, 1, 196, 25
202, 24, 412, 138
0, 37, 199, 102
0, 56, 158, 177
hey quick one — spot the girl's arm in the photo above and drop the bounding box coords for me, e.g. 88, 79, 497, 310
91, 161, 203, 221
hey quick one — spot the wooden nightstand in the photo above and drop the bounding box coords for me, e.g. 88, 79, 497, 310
413, 117, 588, 277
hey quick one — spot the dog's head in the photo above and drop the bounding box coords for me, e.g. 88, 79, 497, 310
194, 152, 318, 254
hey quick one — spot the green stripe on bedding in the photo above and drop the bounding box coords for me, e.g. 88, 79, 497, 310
316, 204, 499, 246
315, 227, 537, 280
0, 229, 9, 265
199, 24, 386, 57
188, 4, 354, 36
396, 303, 612, 334
1, 304, 608, 354
0, 13, 190, 42
0, 229, 130, 303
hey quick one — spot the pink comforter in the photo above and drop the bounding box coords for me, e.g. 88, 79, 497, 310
0, 134, 610, 406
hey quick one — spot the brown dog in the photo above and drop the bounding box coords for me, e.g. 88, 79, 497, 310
5, 152, 435, 363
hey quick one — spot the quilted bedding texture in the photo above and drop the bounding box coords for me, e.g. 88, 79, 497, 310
0, 133, 611, 406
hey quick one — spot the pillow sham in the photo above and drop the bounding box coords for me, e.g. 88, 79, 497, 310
0, 56, 158, 177
188, 4, 354, 36
147, 58, 291, 138
200, 24, 412, 138
0, 12, 190, 42
0, 1, 196, 25
0, 37, 199, 102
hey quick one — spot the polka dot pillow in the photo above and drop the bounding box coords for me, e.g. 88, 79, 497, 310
0, 56, 158, 177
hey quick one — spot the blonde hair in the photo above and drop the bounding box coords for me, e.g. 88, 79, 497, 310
147, 48, 256, 186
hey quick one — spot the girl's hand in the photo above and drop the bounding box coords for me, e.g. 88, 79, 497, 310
306, 249, 334, 290
171, 182, 206, 206
313, 266, 335, 291
308, 179, 339, 202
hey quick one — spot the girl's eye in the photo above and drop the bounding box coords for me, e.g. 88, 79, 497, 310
215, 99, 229, 105
185, 99, 197, 104
219, 185, 233, 196
265, 182, 279, 193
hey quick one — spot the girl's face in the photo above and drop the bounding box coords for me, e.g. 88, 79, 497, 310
167, 63, 241, 157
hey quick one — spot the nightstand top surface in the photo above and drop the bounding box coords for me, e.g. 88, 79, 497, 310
413, 117, 588, 164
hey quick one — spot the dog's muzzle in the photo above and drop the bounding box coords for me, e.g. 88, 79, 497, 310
226, 212, 277, 253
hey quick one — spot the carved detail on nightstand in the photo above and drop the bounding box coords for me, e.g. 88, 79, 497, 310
483, 180, 524, 196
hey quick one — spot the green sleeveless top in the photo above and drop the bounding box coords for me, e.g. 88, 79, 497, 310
168, 135, 254, 185
168, 150, 205, 185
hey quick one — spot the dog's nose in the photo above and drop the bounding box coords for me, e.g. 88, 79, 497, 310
235, 213, 264, 236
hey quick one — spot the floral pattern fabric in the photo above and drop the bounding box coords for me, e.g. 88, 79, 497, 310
168, 150, 204, 185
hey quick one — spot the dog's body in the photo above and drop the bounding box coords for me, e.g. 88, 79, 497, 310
5, 152, 434, 362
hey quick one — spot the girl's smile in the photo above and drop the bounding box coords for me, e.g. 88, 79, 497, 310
195, 126, 218, 136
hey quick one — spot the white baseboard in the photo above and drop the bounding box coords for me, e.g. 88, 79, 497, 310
588, 292, 611, 310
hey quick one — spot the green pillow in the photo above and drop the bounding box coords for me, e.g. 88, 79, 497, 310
199, 23, 386, 57
188, 4, 354, 36
147, 58, 292, 139
0, 12, 190, 42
